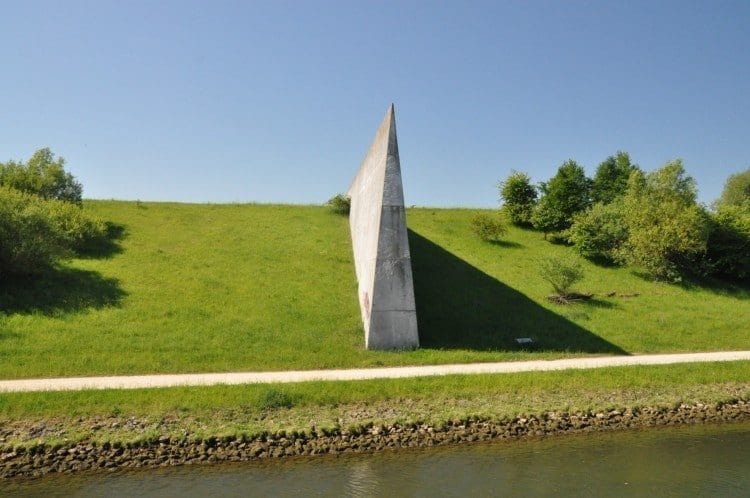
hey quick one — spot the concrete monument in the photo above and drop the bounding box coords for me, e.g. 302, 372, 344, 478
347, 104, 419, 350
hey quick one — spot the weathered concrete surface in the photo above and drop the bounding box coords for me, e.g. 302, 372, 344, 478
347, 105, 419, 350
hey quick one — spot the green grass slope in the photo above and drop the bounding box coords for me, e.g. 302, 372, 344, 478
0, 201, 747, 379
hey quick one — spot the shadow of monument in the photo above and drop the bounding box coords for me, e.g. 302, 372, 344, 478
0, 267, 127, 316
409, 230, 627, 354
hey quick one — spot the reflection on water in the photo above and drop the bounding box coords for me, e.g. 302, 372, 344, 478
3, 422, 750, 497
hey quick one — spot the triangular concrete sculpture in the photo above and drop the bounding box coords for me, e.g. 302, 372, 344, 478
347, 104, 419, 350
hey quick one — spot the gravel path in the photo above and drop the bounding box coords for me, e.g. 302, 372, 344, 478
1, 351, 749, 393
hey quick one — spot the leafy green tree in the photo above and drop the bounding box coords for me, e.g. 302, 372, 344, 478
498, 170, 537, 226
619, 160, 708, 281
531, 160, 591, 237
715, 168, 750, 210
568, 199, 628, 263
0, 148, 83, 204
591, 151, 639, 204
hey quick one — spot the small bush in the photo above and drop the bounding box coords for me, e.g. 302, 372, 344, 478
470, 213, 507, 242
258, 388, 294, 410
0, 186, 107, 276
568, 200, 628, 263
703, 205, 750, 281
327, 194, 351, 215
539, 255, 584, 299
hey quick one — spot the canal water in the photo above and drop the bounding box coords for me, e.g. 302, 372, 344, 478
3, 422, 749, 497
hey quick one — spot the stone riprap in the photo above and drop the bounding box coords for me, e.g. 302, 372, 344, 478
347, 105, 419, 350
1, 400, 748, 478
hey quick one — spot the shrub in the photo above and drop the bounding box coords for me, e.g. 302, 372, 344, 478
0, 186, 70, 275
0, 148, 83, 204
499, 170, 537, 226
258, 388, 294, 410
470, 213, 507, 242
539, 255, 584, 299
326, 193, 351, 215
0, 186, 107, 276
619, 162, 708, 282
704, 205, 750, 281
567, 200, 628, 263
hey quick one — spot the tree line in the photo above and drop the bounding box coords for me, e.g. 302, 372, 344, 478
499, 154, 750, 283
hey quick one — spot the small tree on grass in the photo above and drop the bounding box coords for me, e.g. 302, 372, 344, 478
499, 170, 537, 226
326, 193, 351, 215
470, 213, 507, 242
539, 255, 586, 304
532, 160, 592, 238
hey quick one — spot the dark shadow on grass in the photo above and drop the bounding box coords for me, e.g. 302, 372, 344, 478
0, 267, 126, 316
75, 222, 127, 259
488, 240, 524, 249
409, 230, 627, 354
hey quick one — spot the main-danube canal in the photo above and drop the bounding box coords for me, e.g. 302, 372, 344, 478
3, 422, 749, 497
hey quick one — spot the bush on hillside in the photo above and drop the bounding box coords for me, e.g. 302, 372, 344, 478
703, 205, 750, 281
539, 255, 585, 303
619, 161, 708, 282
0, 148, 83, 205
499, 170, 537, 226
470, 213, 507, 242
327, 193, 351, 215
0, 186, 106, 276
567, 200, 628, 264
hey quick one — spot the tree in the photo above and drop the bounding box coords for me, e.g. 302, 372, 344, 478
531, 160, 591, 237
498, 170, 537, 226
716, 168, 750, 210
619, 160, 708, 281
0, 148, 83, 204
591, 151, 639, 204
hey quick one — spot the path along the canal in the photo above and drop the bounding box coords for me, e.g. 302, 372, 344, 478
1, 351, 749, 393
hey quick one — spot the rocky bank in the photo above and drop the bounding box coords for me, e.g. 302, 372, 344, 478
1, 399, 748, 479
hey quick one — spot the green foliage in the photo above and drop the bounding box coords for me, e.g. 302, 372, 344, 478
620, 161, 708, 282
532, 160, 591, 236
591, 151, 639, 204
716, 168, 750, 210
704, 205, 750, 281
499, 170, 538, 226
0, 186, 106, 276
326, 193, 351, 215
0, 148, 83, 205
470, 213, 507, 242
0, 186, 71, 275
538, 255, 584, 297
568, 200, 628, 263
258, 388, 294, 410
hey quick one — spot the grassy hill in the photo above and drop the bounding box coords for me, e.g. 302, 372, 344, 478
0, 200, 747, 379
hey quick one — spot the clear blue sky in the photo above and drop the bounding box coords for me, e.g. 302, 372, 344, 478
2, 0, 748, 207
